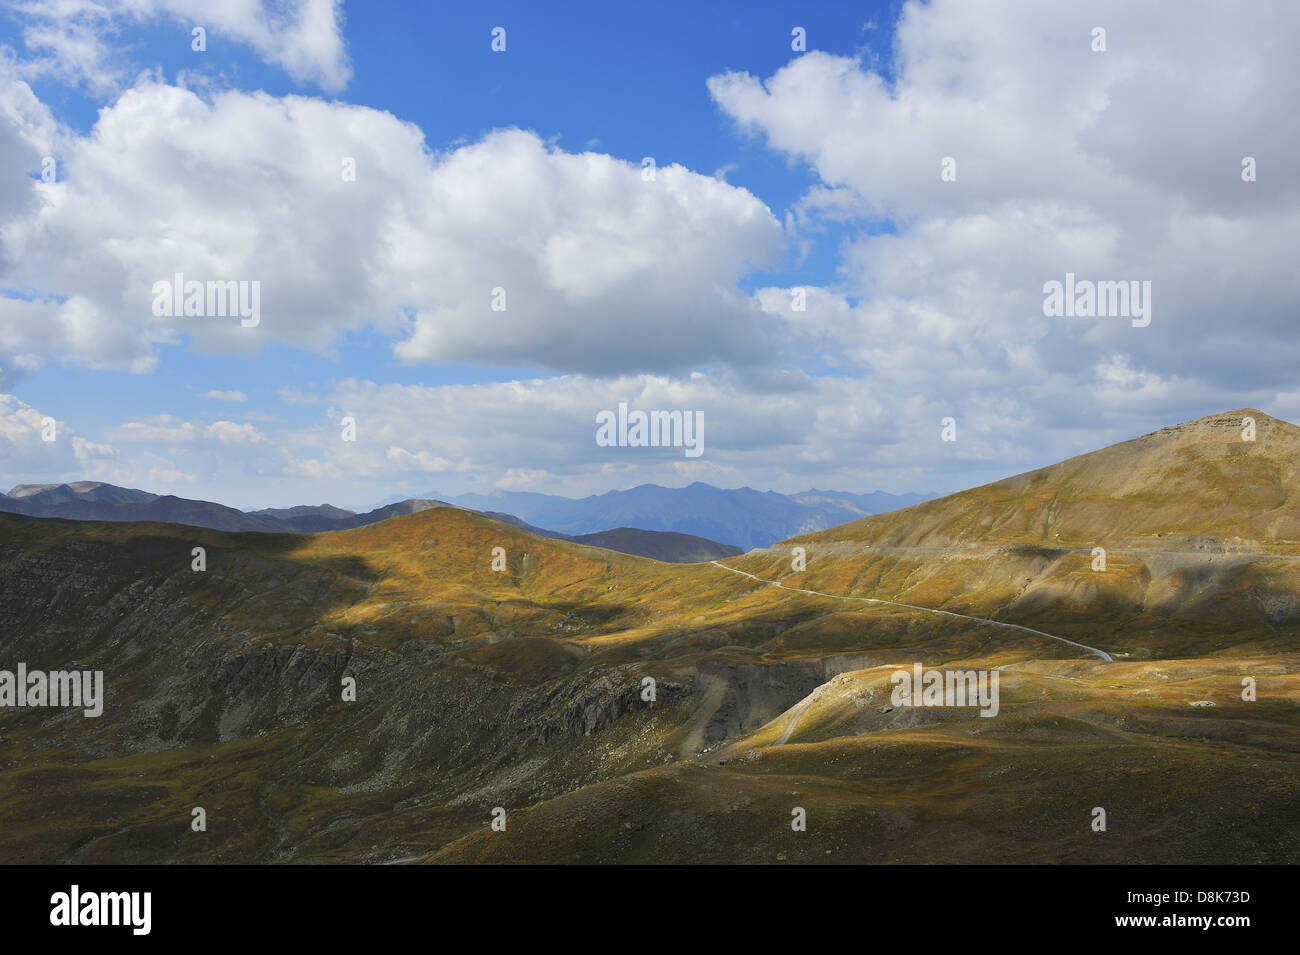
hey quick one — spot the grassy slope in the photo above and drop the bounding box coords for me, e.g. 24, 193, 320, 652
1, 412, 1299, 863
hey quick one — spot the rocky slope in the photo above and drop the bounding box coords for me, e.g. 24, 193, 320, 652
2, 411, 1298, 864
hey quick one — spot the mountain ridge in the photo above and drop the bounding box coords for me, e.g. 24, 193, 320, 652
0, 479, 936, 559
0, 484, 742, 562
437, 482, 936, 550
785, 408, 1298, 550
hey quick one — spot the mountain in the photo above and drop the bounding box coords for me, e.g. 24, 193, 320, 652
0, 483, 287, 533
9, 481, 160, 506
790, 488, 938, 516
569, 527, 741, 562
2, 410, 1297, 865
0, 503, 814, 863
790, 409, 1300, 549
477, 511, 740, 561
441, 482, 935, 551
251, 503, 357, 522
0, 485, 738, 563
425, 409, 1300, 862
727, 408, 1300, 659
0, 479, 934, 557
251, 498, 476, 532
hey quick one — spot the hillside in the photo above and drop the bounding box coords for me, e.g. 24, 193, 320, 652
1, 410, 1298, 865
796, 409, 1300, 549
715, 410, 1300, 660
569, 527, 741, 562
0, 504, 864, 862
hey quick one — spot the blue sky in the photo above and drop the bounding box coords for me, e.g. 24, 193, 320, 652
0, 0, 1296, 509
4, 1, 898, 482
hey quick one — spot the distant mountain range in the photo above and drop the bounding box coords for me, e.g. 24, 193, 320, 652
454, 509, 743, 562
435, 483, 935, 551
0, 482, 743, 561
0, 480, 934, 557
2, 481, 291, 533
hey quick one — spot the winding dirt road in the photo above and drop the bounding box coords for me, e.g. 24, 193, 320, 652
709, 560, 1114, 662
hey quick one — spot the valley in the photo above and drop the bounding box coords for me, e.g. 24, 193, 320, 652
0, 409, 1297, 864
